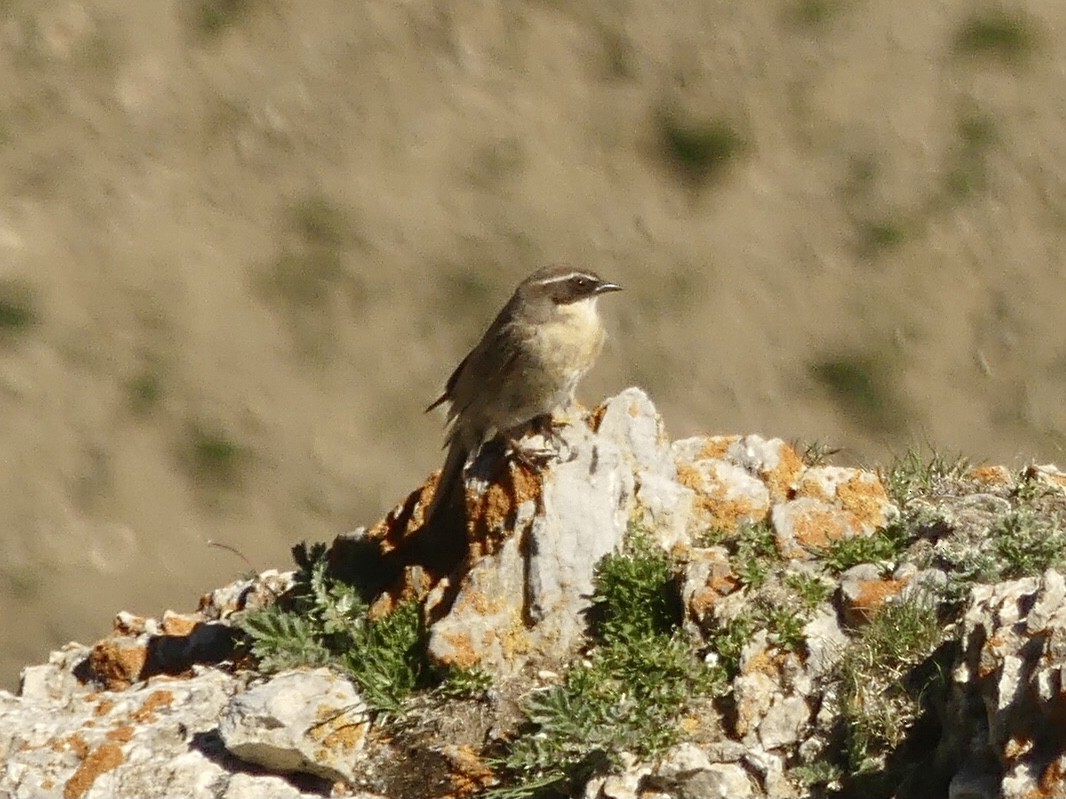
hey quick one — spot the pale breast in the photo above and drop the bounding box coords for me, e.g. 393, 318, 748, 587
530, 298, 605, 396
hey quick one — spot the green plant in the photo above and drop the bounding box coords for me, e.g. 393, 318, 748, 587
731, 520, 779, 589
589, 526, 679, 641
0, 279, 36, 337
954, 10, 1037, 63
127, 371, 163, 413
239, 603, 333, 671
860, 218, 907, 256
809, 354, 905, 432
836, 597, 945, 774
992, 510, 1066, 578
437, 667, 493, 699
497, 528, 721, 796
786, 572, 834, 610
239, 542, 426, 713
1011, 469, 1055, 505
790, 760, 843, 789
796, 440, 841, 467
194, 0, 251, 36
704, 613, 757, 676
882, 448, 970, 508
659, 111, 745, 187
704, 579, 822, 676
818, 529, 905, 572
764, 605, 807, 651
186, 422, 247, 486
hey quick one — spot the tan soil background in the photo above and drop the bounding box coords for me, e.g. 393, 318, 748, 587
1, 0, 1065, 688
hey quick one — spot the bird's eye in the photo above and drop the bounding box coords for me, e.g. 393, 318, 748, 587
575, 277, 589, 289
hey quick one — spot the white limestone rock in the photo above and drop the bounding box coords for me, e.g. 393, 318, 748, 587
219, 668, 369, 783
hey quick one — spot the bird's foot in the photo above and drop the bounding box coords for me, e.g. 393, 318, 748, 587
508, 443, 556, 470
507, 413, 575, 466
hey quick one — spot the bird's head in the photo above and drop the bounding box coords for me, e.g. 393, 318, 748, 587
517, 264, 623, 316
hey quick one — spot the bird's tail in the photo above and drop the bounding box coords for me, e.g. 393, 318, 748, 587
423, 436, 470, 530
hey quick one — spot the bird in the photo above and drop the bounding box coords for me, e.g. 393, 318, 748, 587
424, 263, 623, 530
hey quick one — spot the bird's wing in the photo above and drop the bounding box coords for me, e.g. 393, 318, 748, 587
425, 349, 470, 413
445, 315, 527, 424
427, 298, 525, 417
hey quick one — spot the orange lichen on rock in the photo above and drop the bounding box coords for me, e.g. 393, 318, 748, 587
742, 649, 782, 679
790, 505, 856, 550
846, 578, 907, 623
834, 473, 894, 528
63, 742, 124, 799
759, 443, 804, 502
364, 481, 436, 554
443, 744, 497, 797
160, 612, 198, 637
437, 630, 480, 670
467, 462, 542, 558
49, 733, 89, 757
967, 465, 1014, 486
105, 726, 134, 744
677, 462, 769, 533
92, 698, 115, 717
87, 639, 148, 691
308, 703, 368, 754
697, 436, 740, 462
686, 554, 739, 621
497, 615, 533, 662
129, 690, 173, 724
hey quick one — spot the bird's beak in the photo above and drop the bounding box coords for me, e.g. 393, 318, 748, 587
594, 281, 623, 295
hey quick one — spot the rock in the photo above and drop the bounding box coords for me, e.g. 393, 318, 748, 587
198, 570, 295, 620
219, 668, 369, 783
673, 435, 804, 504
7, 387, 1066, 799
772, 498, 870, 559
85, 619, 240, 690
1025, 463, 1066, 490
744, 748, 798, 798
0, 664, 336, 799
635, 469, 696, 550
794, 467, 898, 530
934, 569, 1066, 799
427, 393, 634, 673
656, 742, 755, 799
965, 465, 1014, 488
770, 466, 899, 560
220, 773, 312, 799
18, 643, 92, 703
680, 546, 738, 633
595, 387, 673, 475
758, 695, 810, 751
733, 669, 778, 740
657, 741, 713, 774
838, 563, 908, 626
583, 752, 646, 799
802, 608, 849, 677
675, 457, 771, 536
680, 763, 755, 799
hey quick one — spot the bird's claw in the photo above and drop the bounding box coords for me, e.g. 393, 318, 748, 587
507, 414, 576, 467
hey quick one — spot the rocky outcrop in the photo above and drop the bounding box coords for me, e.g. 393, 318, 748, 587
2, 389, 1066, 799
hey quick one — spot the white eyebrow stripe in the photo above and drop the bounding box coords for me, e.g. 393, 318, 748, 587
533, 271, 597, 286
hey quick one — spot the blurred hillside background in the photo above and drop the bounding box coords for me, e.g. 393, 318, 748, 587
2, 0, 1065, 687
